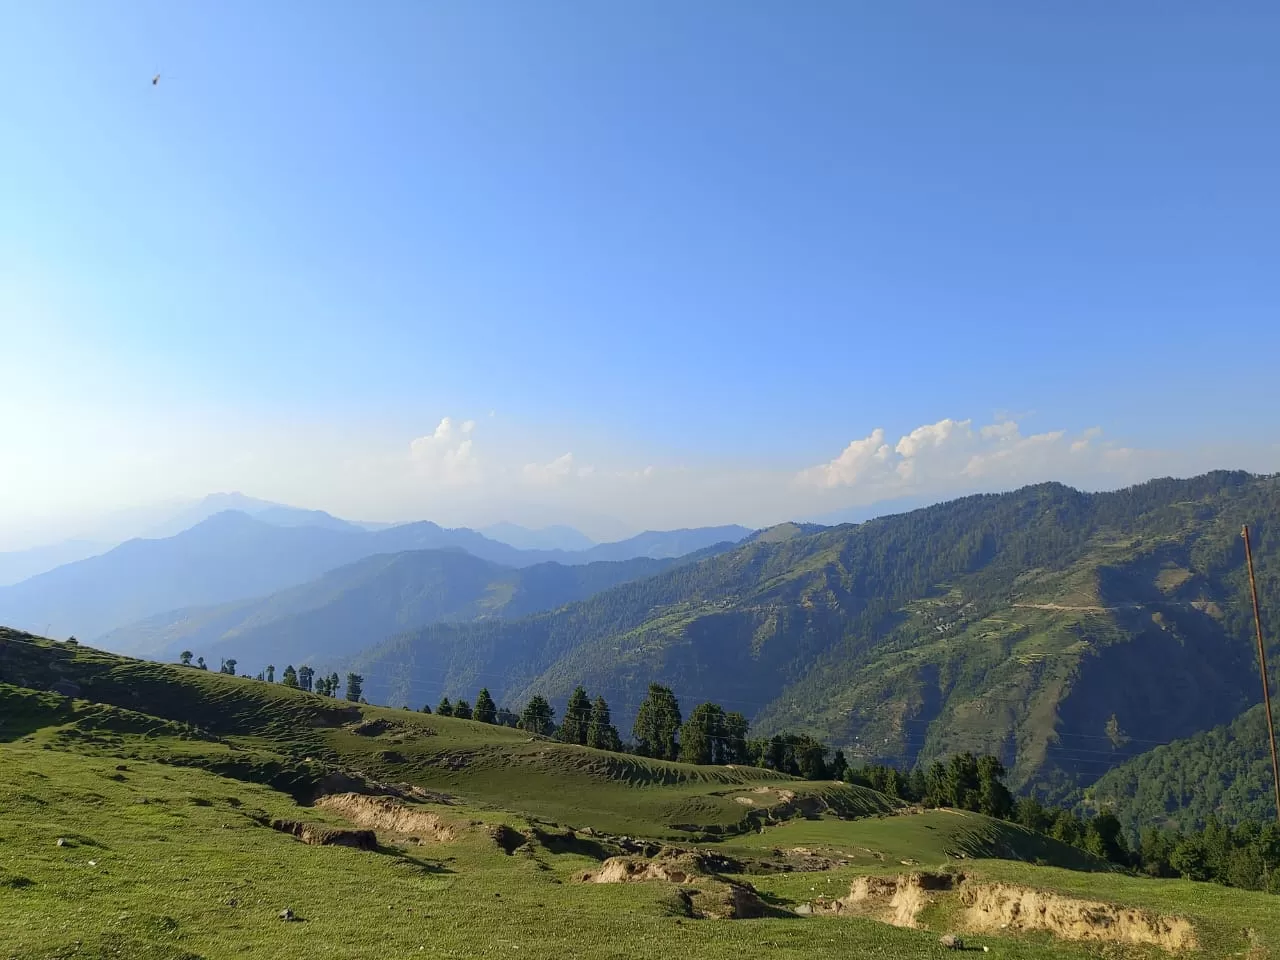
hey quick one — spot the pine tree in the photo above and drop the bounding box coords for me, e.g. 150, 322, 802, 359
632, 683, 681, 760
436, 697, 454, 717
420, 702, 432, 714
266, 664, 276, 683
976, 755, 1014, 819
329, 673, 340, 697
473, 688, 497, 724
298, 665, 314, 693
196, 656, 207, 670
282, 665, 299, 689
721, 711, 749, 764
219, 658, 237, 676
344, 673, 363, 702
679, 702, 725, 765
907, 767, 927, 802
519, 695, 555, 736
453, 699, 473, 720
586, 695, 621, 751
179, 650, 193, 666
560, 686, 592, 745
829, 749, 850, 782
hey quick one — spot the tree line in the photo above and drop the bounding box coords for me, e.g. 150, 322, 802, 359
172, 653, 1280, 895
176, 651, 364, 702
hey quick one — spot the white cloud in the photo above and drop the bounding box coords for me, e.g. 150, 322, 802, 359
801, 417, 1138, 494
522, 452, 576, 486
409, 417, 480, 485
798, 428, 892, 488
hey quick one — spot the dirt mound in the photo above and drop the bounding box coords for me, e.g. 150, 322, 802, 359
348, 718, 398, 737
270, 818, 376, 850
588, 856, 700, 884
688, 882, 771, 920
585, 855, 771, 919
489, 824, 528, 854
961, 883, 1198, 952
811, 872, 955, 927
810, 873, 1197, 952
314, 793, 455, 842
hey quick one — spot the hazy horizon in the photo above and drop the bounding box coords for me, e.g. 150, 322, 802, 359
4, 4, 1278, 551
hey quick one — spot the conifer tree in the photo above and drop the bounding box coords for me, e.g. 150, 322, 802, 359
473, 688, 497, 724
560, 686, 592, 745
519, 695, 555, 736
586, 695, 621, 751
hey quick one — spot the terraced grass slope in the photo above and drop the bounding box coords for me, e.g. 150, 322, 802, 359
0, 631, 886, 839
4, 632, 1279, 960
351, 472, 1280, 799
718, 808, 1110, 872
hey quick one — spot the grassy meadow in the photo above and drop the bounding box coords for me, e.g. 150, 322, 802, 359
2, 631, 1278, 959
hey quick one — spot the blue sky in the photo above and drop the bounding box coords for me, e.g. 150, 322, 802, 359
2, 2, 1278, 545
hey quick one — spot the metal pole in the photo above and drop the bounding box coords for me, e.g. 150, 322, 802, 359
1243, 524, 1280, 824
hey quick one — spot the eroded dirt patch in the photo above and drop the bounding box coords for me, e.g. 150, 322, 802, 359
315, 793, 455, 842
808, 873, 1197, 952
808, 872, 955, 927
270, 818, 376, 850
961, 882, 1198, 952
582, 854, 772, 919
489, 824, 528, 854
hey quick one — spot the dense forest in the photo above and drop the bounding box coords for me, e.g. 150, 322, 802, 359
1089, 702, 1280, 831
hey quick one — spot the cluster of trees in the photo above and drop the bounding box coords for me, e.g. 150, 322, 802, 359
1137, 817, 1280, 893
176, 651, 363, 702
424, 686, 622, 747
851, 754, 1280, 893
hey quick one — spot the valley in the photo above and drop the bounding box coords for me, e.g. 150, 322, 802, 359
4, 472, 1280, 959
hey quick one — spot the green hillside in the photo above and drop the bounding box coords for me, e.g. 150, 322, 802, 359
1088, 702, 1280, 832
97, 548, 688, 667
352, 472, 1280, 798
3, 629, 1279, 960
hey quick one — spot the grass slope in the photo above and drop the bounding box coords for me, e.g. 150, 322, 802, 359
3, 630, 1279, 959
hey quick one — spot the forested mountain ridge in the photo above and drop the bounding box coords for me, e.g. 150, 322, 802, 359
98, 548, 696, 668
1087, 702, 1280, 832
352, 471, 1280, 804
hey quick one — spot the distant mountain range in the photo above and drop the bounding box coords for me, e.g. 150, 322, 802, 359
481, 522, 596, 552
0, 508, 753, 642
97, 548, 706, 669
0, 540, 111, 588
347, 471, 1280, 804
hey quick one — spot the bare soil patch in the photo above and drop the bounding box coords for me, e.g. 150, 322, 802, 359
960, 882, 1198, 952
582, 854, 772, 919
808, 873, 1198, 952
314, 793, 455, 842
270, 818, 376, 850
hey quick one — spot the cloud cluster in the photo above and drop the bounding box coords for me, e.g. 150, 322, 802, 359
409, 417, 479, 485
799, 417, 1132, 493
522, 452, 576, 486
